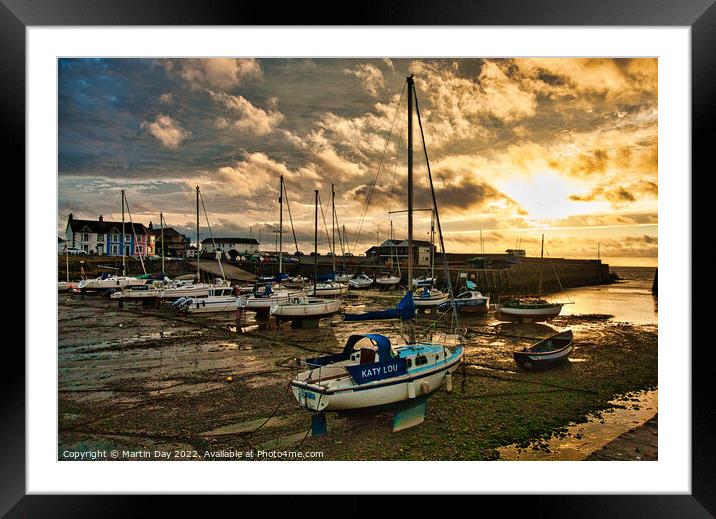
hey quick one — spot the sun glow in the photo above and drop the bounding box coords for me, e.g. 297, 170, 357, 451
498, 170, 609, 222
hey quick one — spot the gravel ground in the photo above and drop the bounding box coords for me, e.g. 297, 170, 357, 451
58, 290, 657, 461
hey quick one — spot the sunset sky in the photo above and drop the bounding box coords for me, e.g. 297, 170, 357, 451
58, 58, 657, 266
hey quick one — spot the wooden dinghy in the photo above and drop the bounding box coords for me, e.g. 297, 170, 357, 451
513, 330, 574, 370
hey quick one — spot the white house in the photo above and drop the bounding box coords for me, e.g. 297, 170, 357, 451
200, 237, 260, 254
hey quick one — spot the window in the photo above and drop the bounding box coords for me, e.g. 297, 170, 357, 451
406, 359, 412, 368
125, 234, 131, 242
112, 233, 119, 242
415, 355, 428, 366
81, 233, 89, 241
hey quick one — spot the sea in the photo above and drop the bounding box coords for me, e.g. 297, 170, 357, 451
557, 266, 658, 325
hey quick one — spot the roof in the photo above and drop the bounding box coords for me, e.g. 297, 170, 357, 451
58, 237, 66, 243
68, 218, 148, 235
201, 237, 260, 245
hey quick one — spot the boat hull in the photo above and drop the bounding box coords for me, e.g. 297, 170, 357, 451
514, 344, 573, 369
291, 348, 462, 412
495, 304, 563, 322
440, 299, 489, 314
271, 299, 342, 321
304, 284, 349, 296
185, 297, 239, 313
78, 277, 147, 291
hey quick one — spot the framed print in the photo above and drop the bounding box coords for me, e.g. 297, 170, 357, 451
3, 0, 711, 514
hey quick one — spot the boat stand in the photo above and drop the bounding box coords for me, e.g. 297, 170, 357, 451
311, 412, 327, 437
291, 318, 320, 329
392, 396, 428, 432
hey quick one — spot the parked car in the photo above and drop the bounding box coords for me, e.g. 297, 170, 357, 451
309, 252, 321, 256
293, 251, 305, 256
65, 247, 85, 255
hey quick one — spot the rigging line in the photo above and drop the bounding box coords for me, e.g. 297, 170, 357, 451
318, 193, 333, 256
122, 194, 147, 275
282, 181, 300, 254
350, 83, 407, 254
387, 98, 406, 215
412, 83, 459, 333
198, 190, 226, 280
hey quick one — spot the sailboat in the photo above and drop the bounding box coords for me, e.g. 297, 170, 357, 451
78, 190, 149, 292
270, 190, 343, 322
334, 224, 354, 283
348, 273, 374, 289
376, 221, 402, 288
304, 184, 350, 296
291, 75, 463, 418
411, 209, 448, 307
239, 175, 304, 317
158, 186, 231, 300
495, 234, 564, 322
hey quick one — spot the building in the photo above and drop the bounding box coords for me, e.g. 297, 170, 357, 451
153, 226, 190, 257
364, 239, 436, 267
65, 214, 151, 257
201, 237, 260, 254
58, 237, 66, 253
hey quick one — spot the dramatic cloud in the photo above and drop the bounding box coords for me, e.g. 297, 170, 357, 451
164, 58, 262, 90
140, 114, 191, 149
208, 90, 284, 136
58, 58, 658, 265
343, 63, 385, 97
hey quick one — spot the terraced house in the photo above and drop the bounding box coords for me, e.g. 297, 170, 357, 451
65, 214, 154, 256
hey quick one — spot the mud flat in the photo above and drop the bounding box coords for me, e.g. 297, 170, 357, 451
58, 287, 657, 461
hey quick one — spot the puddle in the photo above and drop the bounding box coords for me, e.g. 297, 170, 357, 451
497, 388, 657, 460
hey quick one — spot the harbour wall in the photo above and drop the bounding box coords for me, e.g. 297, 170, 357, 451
59, 254, 611, 295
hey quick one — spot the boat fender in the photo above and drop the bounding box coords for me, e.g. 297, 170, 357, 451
420, 381, 430, 395
408, 382, 416, 399
445, 372, 453, 393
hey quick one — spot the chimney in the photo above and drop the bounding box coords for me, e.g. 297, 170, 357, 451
98, 214, 103, 222
68, 213, 73, 222
148, 221, 153, 230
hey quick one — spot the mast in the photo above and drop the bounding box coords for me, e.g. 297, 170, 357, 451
160, 212, 165, 274
313, 190, 318, 297
538, 233, 544, 297
331, 183, 336, 273
407, 75, 414, 295
279, 175, 283, 275
430, 208, 435, 281
196, 185, 200, 282
342, 224, 347, 272
121, 189, 126, 276
407, 75, 415, 343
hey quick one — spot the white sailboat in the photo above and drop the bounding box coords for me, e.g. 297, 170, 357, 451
270, 190, 344, 322
495, 234, 565, 322
238, 176, 305, 317
160, 186, 232, 300
291, 75, 463, 421
348, 274, 374, 289
303, 281, 349, 296
270, 189, 343, 322
376, 221, 402, 288
181, 285, 239, 313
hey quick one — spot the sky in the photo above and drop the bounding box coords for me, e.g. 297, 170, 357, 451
58, 58, 658, 267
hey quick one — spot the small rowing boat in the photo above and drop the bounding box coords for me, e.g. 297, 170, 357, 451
513, 330, 574, 370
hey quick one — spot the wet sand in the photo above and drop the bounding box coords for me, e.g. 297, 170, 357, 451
58, 283, 657, 461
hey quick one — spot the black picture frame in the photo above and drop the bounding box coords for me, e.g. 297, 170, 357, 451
3, 0, 710, 514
